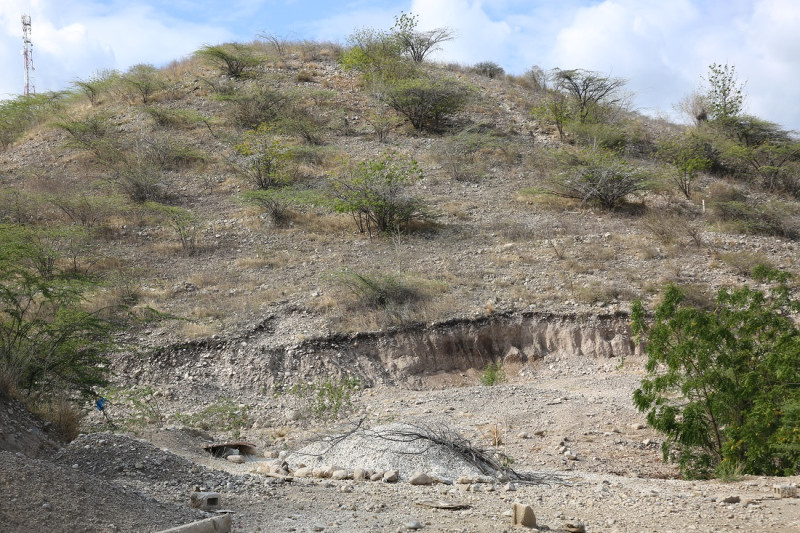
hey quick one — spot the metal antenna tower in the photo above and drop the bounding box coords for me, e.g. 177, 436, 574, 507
22, 14, 35, 96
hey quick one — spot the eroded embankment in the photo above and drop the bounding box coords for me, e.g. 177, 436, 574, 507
114, 311, 638, 396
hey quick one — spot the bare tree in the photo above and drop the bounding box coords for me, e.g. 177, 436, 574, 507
392, 12, 454, 63
552, 69, 626, 123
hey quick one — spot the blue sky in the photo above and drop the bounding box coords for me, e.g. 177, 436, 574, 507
2, 1, 800, 130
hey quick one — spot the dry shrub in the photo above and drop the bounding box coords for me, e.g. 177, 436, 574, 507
36, 397, 83, 442
716, 251, 774, 276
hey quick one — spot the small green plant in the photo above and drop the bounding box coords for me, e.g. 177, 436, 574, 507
101, 385, 165, 429
284, 377, 361, 422
241, 187, 325, 227
146, 202, 199, 255
334, 268, 422, 311
480, 362, 505, 386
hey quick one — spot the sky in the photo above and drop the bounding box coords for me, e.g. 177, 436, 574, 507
2, 0, 800, 130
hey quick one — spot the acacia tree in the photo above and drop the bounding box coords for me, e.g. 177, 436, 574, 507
632, 267, 800, 478
0, 225, 117, 402
552, 69, 626, 123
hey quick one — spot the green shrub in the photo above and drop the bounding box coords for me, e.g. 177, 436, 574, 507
334, 269, 423, 311
0, 93, 64, 150
480, 362, 505, 386
710, 199, 800, 239
232, 124, 296, 189
632, 268, 800, 478
657, 132, 717, 199
331, 150, 433, 235
472, 62, 505, 79
436, 129, 502, 182
241, 187, 325, 227
71, 70, 119, 106
140, 106, 205, 129
283, 377, 361, 422
195, 43, 261, 78
146, 202, 199, 254
384, 73, 474, 131
122, 64, 166, 103
175, 398, 249, 432
539, 149, 648, 209
101, 385, 165, 429
225, 85, 288, 129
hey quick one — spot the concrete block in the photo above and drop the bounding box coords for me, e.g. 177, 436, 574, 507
156, 514, 232, 533
774, 484, 797, 498
512, 502, 537, 528
190, 491, 221, 511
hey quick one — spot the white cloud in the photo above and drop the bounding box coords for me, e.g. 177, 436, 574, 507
1, 0, 799, 130
0, 1, 231, 97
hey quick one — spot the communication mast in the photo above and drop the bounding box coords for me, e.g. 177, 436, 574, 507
22, 14, 35, 96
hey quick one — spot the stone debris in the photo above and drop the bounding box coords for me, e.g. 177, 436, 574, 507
409, 472, 433, 485
563, 520, 586, 532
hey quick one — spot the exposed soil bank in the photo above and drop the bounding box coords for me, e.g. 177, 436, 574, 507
115, 311, 637, 394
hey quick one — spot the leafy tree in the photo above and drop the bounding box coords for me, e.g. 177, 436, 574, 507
0, 225, 117, 402
632, 267, 800, 478
391, 11, 454, 63
552, 69, 626, 124
657, 133, 716, 199
703, 63, 745, 121
331, 150, 432, 236
196, 43, 261, 78
384, 73, 473, 131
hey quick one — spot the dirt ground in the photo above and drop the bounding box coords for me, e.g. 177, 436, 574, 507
3, 352, 799, 533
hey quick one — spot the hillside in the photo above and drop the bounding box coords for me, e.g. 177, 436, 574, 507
1, 37, 799, 532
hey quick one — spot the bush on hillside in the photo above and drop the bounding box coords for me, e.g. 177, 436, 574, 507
384, 73, 473, 131
331, 151, 433, 236
539, 149, 648, 209
196, 43, 261, 78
